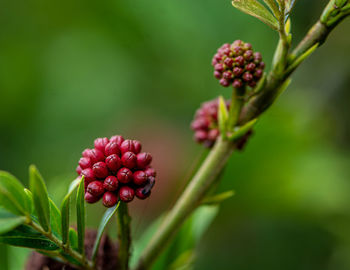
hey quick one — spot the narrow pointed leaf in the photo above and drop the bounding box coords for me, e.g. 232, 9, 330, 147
29, 165, 51, 232
0, 171, 30, 216
218, 96, 229, 138
202, 190, 235, 205
229, 118, 258, 141
61, 178, 80, 245
49, 199, 61, 238
76, 177, 85, 255
168, 250, 195, 270
286, 43, 318, 76
0, 209, 27, 234
92, 201, 120, 263
232, 0, 279, 30
69, 228, 79, 251
0, 225, 59, 250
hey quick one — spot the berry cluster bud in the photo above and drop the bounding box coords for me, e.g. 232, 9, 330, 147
191, 98, 230, 148
76, 135, 156, 207
212, 40, 265, 88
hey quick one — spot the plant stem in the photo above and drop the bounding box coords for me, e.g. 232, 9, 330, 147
228, 87, 245, 130
29, 221, 94, 270
134, 137, 234, 270
117, 202, 131, 270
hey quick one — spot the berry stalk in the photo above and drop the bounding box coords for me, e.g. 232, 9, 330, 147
134, 137, 234, 270
117, 202, 132, 270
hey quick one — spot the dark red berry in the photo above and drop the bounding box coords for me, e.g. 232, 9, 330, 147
76, 165, 82, 175
84, 149, 105, 163
94, 137, 109, 153
105, 154, 121, 172
235, 56, 244, 66
194, 130, 207, 142
81, 168, 95, 183
133, 171, 148, 186
103, 176, 119, 191
135, 187, 151, 200
214, 71, 222, 79
87, 181, 105, 196
254, 69, 263, 78
117, 167, 133, 184
223, 71, 233, 79
110, 135, 124, 146
214, 63, 224, 72
243, 50, 253, 60
103, 191, 119, 207
85, 192, 101, 204
233, 79, 243, 88
233, 67, 243, 77
145, 167, 156, 177
243, 72, 253, 82
92, 162, 109, 179
121, 152, 137, 168
105, 142, 121, 156
246, 62, 256, 71
136, 153, 152, 168
224, 57, 234, 67
119, 186, 135, 203
79, 157, 92, 169
133, 140, 142, 154
120, 140, 135, 154
219, 78, 230, 87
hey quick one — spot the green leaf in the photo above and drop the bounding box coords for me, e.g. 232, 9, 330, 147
69, 228, 78, 251
218, 96, 229, 138
229, 118, 258, 141
23, 188, 33, 214
29, 165, 51, 232
92, 201, 120, 263
168, 250, 195, 270
286, 43, 318, 76
49, 199, 61, 238
0, 171, 30, 216
202, 190, 235, 205
61, 178, 80, 245
76, 177, 85, 255
232, 0, 279, 30
262, 0, 280, 18
0, 209, 27, 234
0, 225, 59, 251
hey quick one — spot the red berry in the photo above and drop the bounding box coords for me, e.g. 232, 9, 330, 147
233, 79, 243, 88
92, 162, 109, 179
84, 149, 105, 163
76, 165, 82, 175
243, 72, 253, 82
110, 135, 124, 146
235, 56, 244, 66
103, 176, 119, 191
135, 187, 151, 200
117, 168, 133, 184
136, 152, 152, 168
94, 137, 109, 153
133, 171, 148, 186
103, 191, 119, 207
105, 142, 121, 156
133, 140, 142, 154
219, 78, 230, 87
85, 192, 101, 204
214, 63, 224, 72
208, 129, 220, 141
81, 168, 95, 183
223, 71, 233, 79
233, 67, 243, 77
224, 57, 234, 67
246, 62, 256, 71
145, 167, 156, 177
87, 181, 105, 196
105, 154, 121, 172
214, 71, 221, 79
79, 157, 92, 169
121, 152, 137, 168
119, 186, 135, 203
120, 140, 135, 154
194, 130, 207, 142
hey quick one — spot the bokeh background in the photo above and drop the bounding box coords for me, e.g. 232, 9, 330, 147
1, 0, 350, 269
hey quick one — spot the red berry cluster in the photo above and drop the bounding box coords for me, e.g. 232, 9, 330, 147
191, 98, 230, 148
212, 40, 265, 88
76, 135, 156, 207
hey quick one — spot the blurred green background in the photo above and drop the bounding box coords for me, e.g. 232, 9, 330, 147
1, 0, 350, 269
